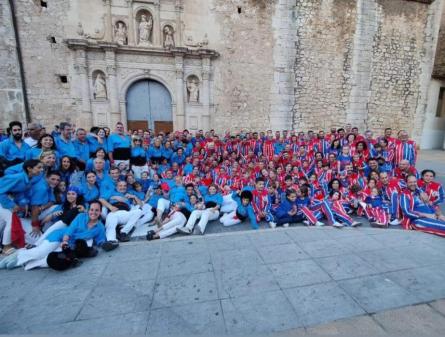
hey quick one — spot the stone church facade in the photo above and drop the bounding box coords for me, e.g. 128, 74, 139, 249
1, 0, 445, 148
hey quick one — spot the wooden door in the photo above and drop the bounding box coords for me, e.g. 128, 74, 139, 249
127, 120, 148, 132
126, 80, 172, 131
154, 121, 173, 135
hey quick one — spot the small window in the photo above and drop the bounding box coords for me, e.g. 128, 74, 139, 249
436, 87, 445, 117
59, 75, 68, 83
237, 7, 242, 14
49, 36, 56, 44
41, 1, 47, 8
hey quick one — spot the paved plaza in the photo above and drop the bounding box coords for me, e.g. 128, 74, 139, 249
0, 151, 445, 335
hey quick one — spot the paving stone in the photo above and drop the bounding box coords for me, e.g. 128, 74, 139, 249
298, 239, 352, 258
373, 304, 445, 335
158, 252, 213, 277
152, 272, 218, 309
384, 265, 445, 302
215, 263, 280, 298
269, 259, 332, 289
339, 275, 420, 313
160, 238, 208, 257
78, 278, 155, 319
211, 247, 263, 271
148, 300, 225, 335
284, 282, 365, 327
334, 234, 386, 252
111, 242, 161, 261
316, 254, 379, 280
28, 312, 150, 335
430, 299, 445, 315
368, 231, 422, 248
256, 243, 309, 264
358, 249, 420, 273
102, 257, 159, 282
285, 227, 331, 243
222, 290, 303, 334
249, 230, 294, 246
305, 315, 386, 336
205, 234, 253, 252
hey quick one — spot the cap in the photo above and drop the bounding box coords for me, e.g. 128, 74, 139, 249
160, 182, 170, 192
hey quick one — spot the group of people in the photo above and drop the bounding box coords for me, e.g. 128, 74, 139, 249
0, 120, 444, 271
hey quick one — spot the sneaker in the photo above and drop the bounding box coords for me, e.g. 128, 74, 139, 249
333, 222, 344, 228
177, 227, 192, 235
282, 223, 289, 228
371, 222, 386, 228
303, 220, 310, 226
102, 241, 119, 252
315, 221, 325, 227
389, 218, 401, 226
146, 230, 155, 241
351, 221, 362, 227
87, 247, 99, 258
269, 221, 277, 229
118, 232, 131, 242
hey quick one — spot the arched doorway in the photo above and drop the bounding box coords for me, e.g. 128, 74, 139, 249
126, 80, 173, 134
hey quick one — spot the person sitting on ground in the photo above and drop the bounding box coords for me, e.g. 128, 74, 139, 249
219, 190, 259, 229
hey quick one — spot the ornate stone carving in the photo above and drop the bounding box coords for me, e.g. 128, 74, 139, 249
163, 25, 175, 49
137, 11, 153, 46
114, 21, 128, 45
93, 71, 107, 99
186, 75, 200, 103
185, 34, 209, 49
77, 18, 106, 41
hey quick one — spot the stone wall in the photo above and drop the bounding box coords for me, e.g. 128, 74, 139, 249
0, 0, 443, 143
433, 1, 445, 79
0, 2, 26, 128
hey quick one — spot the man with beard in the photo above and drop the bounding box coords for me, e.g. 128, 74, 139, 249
0, 121, 31, 168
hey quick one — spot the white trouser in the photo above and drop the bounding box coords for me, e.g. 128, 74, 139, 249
221, 195, 237, 214
39, 205, 58, 222
0, 206, 13, 245
36, 220, 67, 246
17, 240, 59, 269
136, 204, 154, 226
132, 165, 149, 180
220, 210, 242, 227
105, 208, 143, 240
101, 207, 109, 220
157, 198, 171, 215
159, 212, 187, 239
185, 209, 220, 234
114, 159, 130, 170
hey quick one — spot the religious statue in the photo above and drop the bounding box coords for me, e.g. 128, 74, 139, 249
114, 22, 127, 45
163, 26, 175, 49
187, 77, 199, 103
94, 73, 107, 99
138, 14, 153, 46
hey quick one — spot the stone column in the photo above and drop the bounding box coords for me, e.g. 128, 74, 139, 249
175, 0, 183, 46
103, 0, 113, 42
126, 0, 135, 45
76, 48, 93, 125
154, 1, 162, 46
105, 48, 120, 125
201, 56, 211, 130
175, 54, 185, 129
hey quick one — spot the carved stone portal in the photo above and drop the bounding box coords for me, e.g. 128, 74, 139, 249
136, 10, 153, 46
186, 75, 200, 103
114, 21, 128, 45
163, 25, 175, 49
93, 71, 107, 99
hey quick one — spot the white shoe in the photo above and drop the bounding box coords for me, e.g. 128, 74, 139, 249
351, 221, 362, 227
269, 221, 277, 229
177, 227, 192, 235
315, 221, 325, 227
195, 226, 203, 235
282, 223, 289, 228
303, 220, 310, 226
333, 222, 344, 228
389, 218, 401, 226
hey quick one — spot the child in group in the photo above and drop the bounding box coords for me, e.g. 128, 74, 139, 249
272, 188, 300, 227
251, 177, 275, 228
363, 187, 390, 227
295, 185, 325, 226
323, 190, 362, 228
219, 190, 259, 229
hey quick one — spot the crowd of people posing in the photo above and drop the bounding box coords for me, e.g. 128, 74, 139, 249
0, 120, 444, 271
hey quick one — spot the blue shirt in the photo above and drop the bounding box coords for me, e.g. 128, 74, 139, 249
147, 146, 163, 159
25, 147, 60, 162
73, 140, 90, 162
99, 176, 118, 200
0, 171, 31, 209
107, 133, 131, 152
30, 177, 55, 206
80, 183, 100, 203
0, 138, 30, 161
55, 136, 77, 157
170, 185, 187, 204
87, 135, 108, 154
47, 213, 106, 246
232, 192, 258, 229
203, 193, 223, 208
